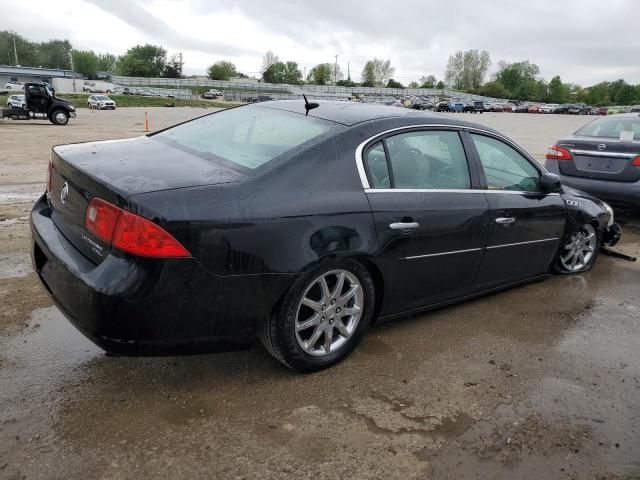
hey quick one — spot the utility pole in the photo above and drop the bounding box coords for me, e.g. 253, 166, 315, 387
347, 61, 350, 81
334, 54, 338, 85
178, 52, 183, 94
12, 35, 18, 65
68, 50, 76, 92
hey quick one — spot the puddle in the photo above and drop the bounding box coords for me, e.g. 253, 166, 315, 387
0, 307, 102, 403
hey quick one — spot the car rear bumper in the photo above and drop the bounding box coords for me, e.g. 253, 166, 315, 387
546, 161, 640, 208
30, 194, 295, 356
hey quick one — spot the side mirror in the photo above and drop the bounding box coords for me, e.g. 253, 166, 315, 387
540, 172, 562, 193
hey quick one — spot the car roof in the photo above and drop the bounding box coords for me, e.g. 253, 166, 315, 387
253, 100, 433, 126
254, 100, 491, 127
595, 112, 640, 118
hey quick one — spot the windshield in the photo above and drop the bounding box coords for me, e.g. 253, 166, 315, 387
577, 117, 640, 139
153, 105, 338, 170
96, 96, 109, 100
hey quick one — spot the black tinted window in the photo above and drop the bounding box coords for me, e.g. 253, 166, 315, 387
471, 134, 540, 192
154, 106, 337, 170
385, 130, 470, 189
365, 142, 390, 188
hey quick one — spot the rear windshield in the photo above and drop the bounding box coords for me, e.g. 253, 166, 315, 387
153, 105, 338, 170
577, 117, 640, 139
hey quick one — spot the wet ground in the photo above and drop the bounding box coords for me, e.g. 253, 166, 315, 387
1, 109, 639, 479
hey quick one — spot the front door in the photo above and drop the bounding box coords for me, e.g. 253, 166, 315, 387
466, 132, 566, 289
363, 128, 491, 314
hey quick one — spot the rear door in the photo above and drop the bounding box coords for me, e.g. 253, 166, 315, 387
362, 127, 491, 314
466, 132, 566, 289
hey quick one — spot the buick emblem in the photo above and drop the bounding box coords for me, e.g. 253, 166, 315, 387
597, 144, 606, 151
60, 182, 69, 204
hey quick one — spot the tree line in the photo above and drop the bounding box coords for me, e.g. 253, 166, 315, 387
443, 50, 639, 106
2, 30, 638, 105
0, 31, 183, 79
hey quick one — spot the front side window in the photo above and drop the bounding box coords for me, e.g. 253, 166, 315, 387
470, 134, 540, 192
154, 106, 338, 171
385, 130, 471, 189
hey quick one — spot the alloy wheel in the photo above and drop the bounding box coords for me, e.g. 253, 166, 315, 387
54, 112, 68, 124
295, 269, 364, 356
560, 224, 597, 272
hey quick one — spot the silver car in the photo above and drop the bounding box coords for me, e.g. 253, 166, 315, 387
7, 94, 25, 109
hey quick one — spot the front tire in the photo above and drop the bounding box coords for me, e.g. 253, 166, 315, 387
554, 223, 600, 274
50, 109, 69, 125
261, 259, 375, 372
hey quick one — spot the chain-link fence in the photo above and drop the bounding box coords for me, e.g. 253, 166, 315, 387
109, 75, 503, 104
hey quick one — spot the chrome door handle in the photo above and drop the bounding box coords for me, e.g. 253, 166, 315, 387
389, 222, 419, 232
495, 217, 516, 225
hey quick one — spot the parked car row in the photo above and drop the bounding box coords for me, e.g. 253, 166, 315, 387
380, 95, 635, 117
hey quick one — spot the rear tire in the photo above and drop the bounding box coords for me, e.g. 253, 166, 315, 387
554, 223, 600, 274
261, 259, 375, 372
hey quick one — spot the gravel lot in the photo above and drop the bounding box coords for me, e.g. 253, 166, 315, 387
1, 107, 639, 479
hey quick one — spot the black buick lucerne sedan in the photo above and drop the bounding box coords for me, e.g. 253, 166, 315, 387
31, 101, 621, 371
545, 113, 640, 209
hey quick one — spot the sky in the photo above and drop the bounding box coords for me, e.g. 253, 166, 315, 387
1, 0, 639, 86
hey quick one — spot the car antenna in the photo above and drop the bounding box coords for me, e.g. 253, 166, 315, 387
303, 94, 319, 116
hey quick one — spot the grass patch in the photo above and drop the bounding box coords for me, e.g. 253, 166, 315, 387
58, 94, 241, 109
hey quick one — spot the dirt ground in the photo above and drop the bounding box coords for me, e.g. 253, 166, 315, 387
0, 108, 639, 480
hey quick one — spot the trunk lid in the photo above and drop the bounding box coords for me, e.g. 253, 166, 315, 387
557, 136, 640, 182
49, 136, 246, 264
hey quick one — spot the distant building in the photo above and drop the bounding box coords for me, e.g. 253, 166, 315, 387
0, 65, 81, 86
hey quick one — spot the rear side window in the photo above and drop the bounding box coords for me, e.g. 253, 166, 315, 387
365, 142, 390, 188
385, 130, 471, 189
154, 106, 337, 171
470, 134, 540, 192
577, 117, 640, 139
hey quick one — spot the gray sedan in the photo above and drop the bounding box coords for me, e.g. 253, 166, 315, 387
545, 113, 640, 209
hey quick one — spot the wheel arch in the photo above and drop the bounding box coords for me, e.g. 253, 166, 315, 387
265, 252, 385, 328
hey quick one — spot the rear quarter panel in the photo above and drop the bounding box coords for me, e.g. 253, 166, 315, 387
127, 130, 380, 277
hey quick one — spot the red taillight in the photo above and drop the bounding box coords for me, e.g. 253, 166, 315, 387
112, 210, 190, 258
632, 155, 640, 167
85, 198, 190, 258
546, 145, 573, 161
86, 198, 121, 242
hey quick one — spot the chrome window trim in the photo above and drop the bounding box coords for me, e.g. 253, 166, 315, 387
569, 149, 637, 159
355, 123, 540, 190
403, 247, 482, 260
364, 188, 559, 196
486, 237, 559, 250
